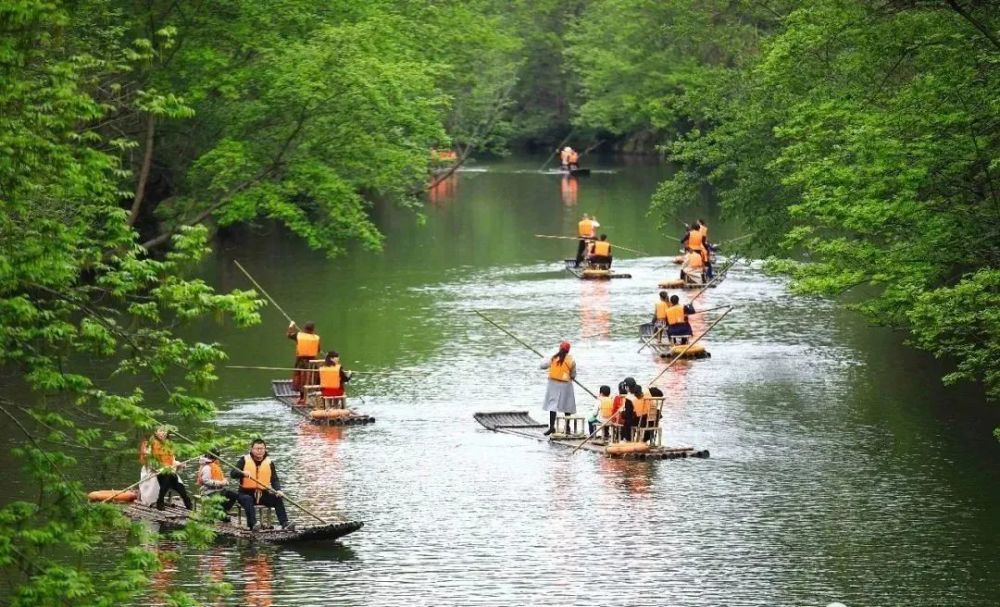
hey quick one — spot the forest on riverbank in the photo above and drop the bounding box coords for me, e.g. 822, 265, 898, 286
1, 0, 997, 604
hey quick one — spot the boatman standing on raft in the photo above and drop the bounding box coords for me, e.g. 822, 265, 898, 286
287, 321, 321, 405
541, 341, 576, 435
575, 214, 599, 267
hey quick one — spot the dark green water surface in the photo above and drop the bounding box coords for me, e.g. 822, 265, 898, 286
26, 156, 1000, 606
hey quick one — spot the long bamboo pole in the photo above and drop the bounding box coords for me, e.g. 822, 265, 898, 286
571, 306, 733, 455
687, 257, 738, 304
474, 311, 598, 400
233, 260, 298, 329
534, 234, 648, 256
225, 365, 402, 376
637, 326, 664, 354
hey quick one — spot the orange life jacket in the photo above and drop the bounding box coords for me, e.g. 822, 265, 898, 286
150, 437, 174, 468
295, 332, 320, 357
654, 300, 669, 321
577, 219, 595, 238
687, 229, 704, 251
568, 151, 579, 164
319, 364, 342, 389
666, 304, 687, 325
241, 456, 273, 501
197, 461, 224, 486
548, 354, 574, 382
599, 396, 615, 419
592, 241, 610, 256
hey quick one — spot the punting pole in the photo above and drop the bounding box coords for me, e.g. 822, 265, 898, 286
687, 257, 738, 304
637, 326, 664, 353
571, 306, 734, 455
100, 455, 202, 503
233, 260, 299, 329
474, 310, 599, 400
534, 234, 648, 257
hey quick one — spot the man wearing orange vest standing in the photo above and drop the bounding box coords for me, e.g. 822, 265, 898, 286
575, 214, 598, 267
230, 439, 293, 531
287, 321, 321, 405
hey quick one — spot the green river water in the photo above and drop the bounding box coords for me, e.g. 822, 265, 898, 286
8, 155, 1000, 606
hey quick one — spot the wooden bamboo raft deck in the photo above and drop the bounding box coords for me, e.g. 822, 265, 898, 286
637, 323, 712, 359
563, 259, 632, 280
123, 502, 363, 544
272, 380, 375, 426
473, 411, 709, 460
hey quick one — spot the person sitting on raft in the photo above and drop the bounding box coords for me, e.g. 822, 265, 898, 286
317, 351, 353, 408
231, 439, 295, 531
541, 341, 576, 436
665, 294, 695, 345
197, 451, 239, 521
149, 427, 192, 511
587, 234, 613, 269
653, 290, 670, 326
587, 385, 618, 439
287, 321, 321, 405
680, 248, 706, 284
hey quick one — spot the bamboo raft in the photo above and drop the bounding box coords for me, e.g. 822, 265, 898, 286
638, 323, 711, 359
123, 502, 363, 544
473, 411, 709, 460
272, 380, 375, 426
563, 259, 632, 280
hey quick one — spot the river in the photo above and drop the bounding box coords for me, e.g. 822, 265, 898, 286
26, 155, 1000, 605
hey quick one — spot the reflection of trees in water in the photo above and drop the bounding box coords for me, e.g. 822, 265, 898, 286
560, 175, 578, 206
197, 547, 228, 607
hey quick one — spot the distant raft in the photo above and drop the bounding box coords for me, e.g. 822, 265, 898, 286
473, 411, 709, 460
272, 380, 375, 426
637, 323, 711, 359
563, 259, 632, 280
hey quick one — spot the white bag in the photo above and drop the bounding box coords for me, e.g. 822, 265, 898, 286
138, 465, 159, 506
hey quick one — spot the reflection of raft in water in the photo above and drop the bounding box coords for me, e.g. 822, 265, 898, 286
638, 323, 711, 359
657, 277, 718, 289
473, 411, 709, 460
122, 502, 364, 545
563, 259, 631, 280
272, 380, 375, 426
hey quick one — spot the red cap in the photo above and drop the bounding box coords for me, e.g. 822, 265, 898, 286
559, 341, 571, 352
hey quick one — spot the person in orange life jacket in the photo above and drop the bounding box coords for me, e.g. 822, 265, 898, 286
575, 214, 599, 267
617, 379, 640, 442
652, 290, 670, 326
197, 451, 239, 521
695, 219, 716, 278
665, 294, 695, 344
287, 321, 321, 405
629, 383, 655, 443
150, 427, 192, 511
587, 234, 613, 268
643, 387, 664, 444
318, 351, 352, 401
541, 341, 577, 436
679, 247, 706, 284
587, 385, 617, 438
230, 439, 294, 531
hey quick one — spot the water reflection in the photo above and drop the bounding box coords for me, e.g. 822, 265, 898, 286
560, 175, 578, 206
243, 552, 274, 607
428, 173, 458, 206
578, 280, 610, 339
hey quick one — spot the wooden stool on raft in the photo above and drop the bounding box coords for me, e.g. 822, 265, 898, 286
304, 385, 346, 410
555, 415, 587, 437
234, 504, 274, 528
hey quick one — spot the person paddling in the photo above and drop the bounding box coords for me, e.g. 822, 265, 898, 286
287, 321, 321, 405
587, 234, 613, 269
231, 439, 295, 531
665, 295, 695, 344
541, 341, 577, 435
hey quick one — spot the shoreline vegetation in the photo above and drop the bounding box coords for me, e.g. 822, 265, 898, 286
0, 0, 996, 603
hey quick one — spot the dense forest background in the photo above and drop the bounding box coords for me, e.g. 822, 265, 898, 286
1, 0, 997, 603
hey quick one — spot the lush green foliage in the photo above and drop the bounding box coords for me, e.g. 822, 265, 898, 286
595, 1, 1000, 410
